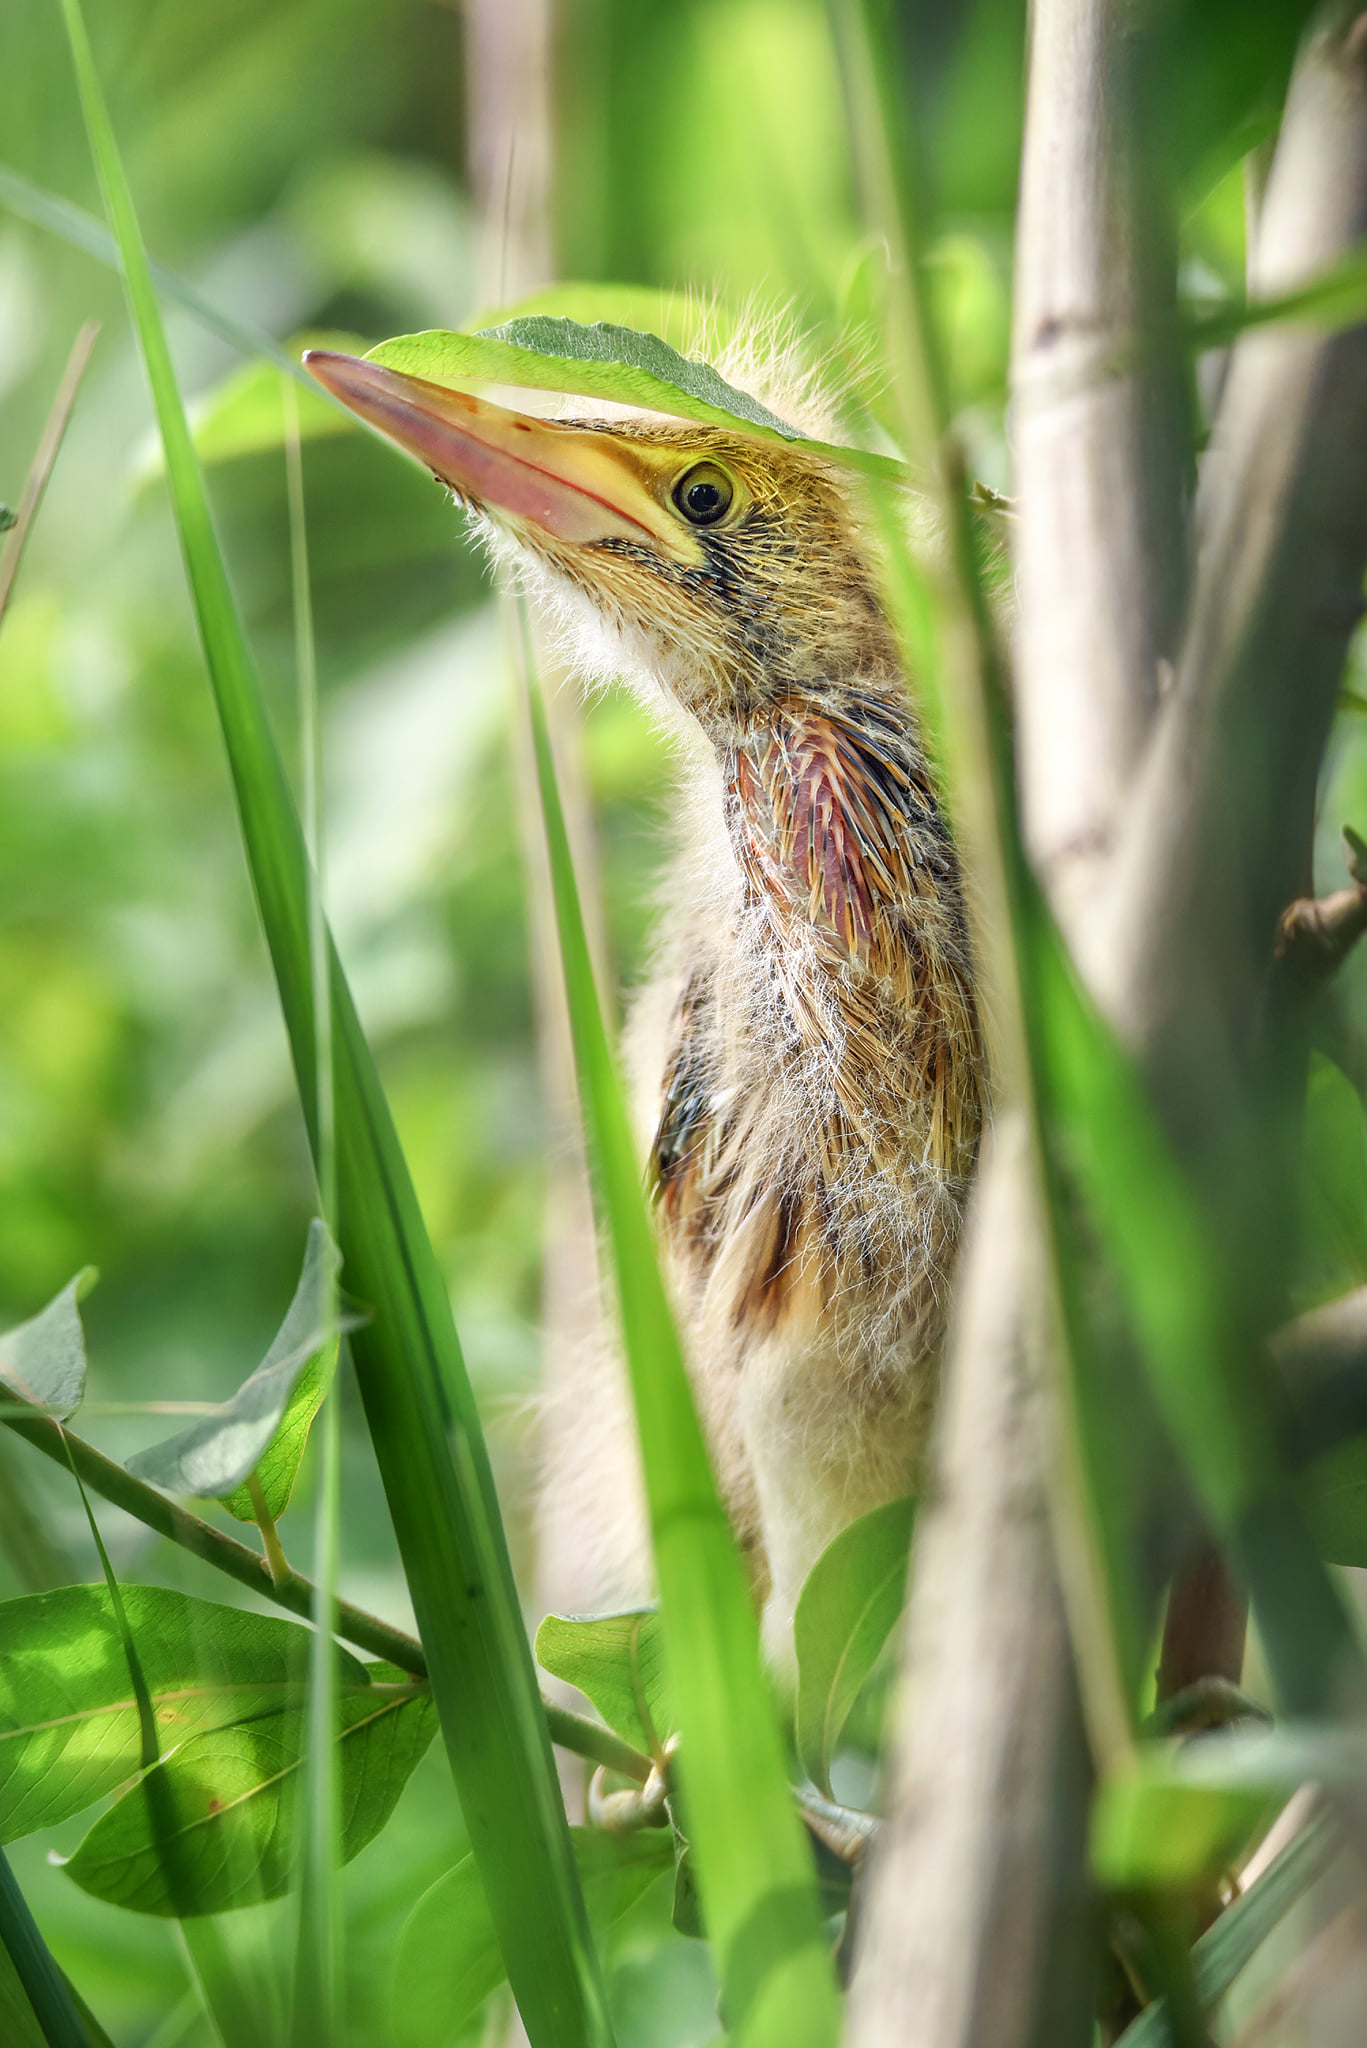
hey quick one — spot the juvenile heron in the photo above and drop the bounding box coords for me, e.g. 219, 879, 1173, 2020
306, 345, 985, 1658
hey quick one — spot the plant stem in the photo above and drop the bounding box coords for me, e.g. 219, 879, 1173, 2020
0, 1392, 652, 1784
0, 319, 100, 631
247, 1475, 293, 1588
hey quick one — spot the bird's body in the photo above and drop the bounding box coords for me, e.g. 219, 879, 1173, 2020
307, 344, 985, 1656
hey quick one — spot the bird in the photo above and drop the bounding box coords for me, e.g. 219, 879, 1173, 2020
305, 336, 986, 1666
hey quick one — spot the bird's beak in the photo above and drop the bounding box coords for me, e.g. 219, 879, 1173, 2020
303, 350, 703, 563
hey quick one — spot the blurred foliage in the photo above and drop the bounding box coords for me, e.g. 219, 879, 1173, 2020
4, 0, 1367, 2040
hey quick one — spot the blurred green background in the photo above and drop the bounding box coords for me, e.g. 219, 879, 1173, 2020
3, 0, 1366, 2041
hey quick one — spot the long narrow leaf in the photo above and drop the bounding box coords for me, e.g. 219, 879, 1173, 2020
522, 628, 841, 2048
55, 7, 612, 2043
0, 164, 315, 389
0, 1846, 106, 2048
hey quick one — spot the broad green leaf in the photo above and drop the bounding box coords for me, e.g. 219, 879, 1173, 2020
535, 1612, 673, 1762
1091, 1775, 1273, 1894
126, 1221, 348, 1513
136, 333, 369, 481
365, 321, 908, 484
527, 654, 841, 2045
58, 6, 610, 2038
793, 1497, 916, 1795
483, 318, 798, 436
394, 1829, 671, 2048
1114, 1811, 1339, 2045
466, 285, 735, 357
1306, 1426, 1367, 1565
0, 1583, 367, 1839
65, 1660, 435, 1916
0, 1271, 96, 1421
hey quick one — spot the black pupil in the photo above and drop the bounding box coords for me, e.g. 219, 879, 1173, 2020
676, 467, 732, 524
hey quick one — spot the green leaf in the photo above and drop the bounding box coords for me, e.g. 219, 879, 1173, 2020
0, 1938, 48, 2048
0, 1583, 367, 1839
535, 1612, 673, 1762
125, 1221, 347, 1513
793, 1497, 916, 1796
365, 321, 908, 484
0, 505, 16, 534
0, 1271, 97, 1421
0, 164, 320, 392
1303, 1053, 1367, 1293
393, 1828, 671, 2048
1114, 1811, 1339, 2045
466, 285, 735, 356
1025, 893, 1363, 1717
0, 1845, 108, 2048
526, 647, 841, 2045
58, 6, 611, 2038
1305, 1430, 1367, 1566
1090, 1775, 1273, 1894
64, 1660, 435, 1916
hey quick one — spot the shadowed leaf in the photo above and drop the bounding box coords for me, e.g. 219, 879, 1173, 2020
125, 1221, 350, 1512
793, 1496, 916, 1796
0, 1272, 96, 1423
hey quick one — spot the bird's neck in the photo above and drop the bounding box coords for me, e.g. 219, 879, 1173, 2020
724, 687, 953, 975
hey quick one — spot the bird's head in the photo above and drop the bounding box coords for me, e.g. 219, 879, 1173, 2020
304, 350, 896, 742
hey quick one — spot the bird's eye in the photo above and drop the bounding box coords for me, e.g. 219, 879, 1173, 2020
671, 461, 735, 527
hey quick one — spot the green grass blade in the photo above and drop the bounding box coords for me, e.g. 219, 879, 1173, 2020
0, 1847, 107, 2048
521, 620, 841, 2048
0, 164, 316, 388
282, 375, 342, 2046
56, 6, 612, 2042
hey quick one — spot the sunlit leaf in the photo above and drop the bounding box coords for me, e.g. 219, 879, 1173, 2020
0, 1271, 96, 1422
366, 320, 908, 483
793, 1497, 915, 1796
125, 1221, 349, 1512
535, 1611, 673, 1762
0, 1584, 361, 1839
65, 1660, 434, 1915
393, 1828, 671, 2048
467, 284, 733, 355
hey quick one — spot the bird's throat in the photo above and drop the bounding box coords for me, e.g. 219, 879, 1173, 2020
728, 693, 951, 975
